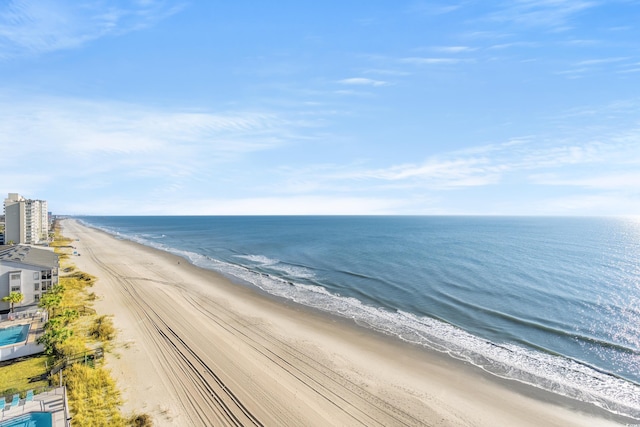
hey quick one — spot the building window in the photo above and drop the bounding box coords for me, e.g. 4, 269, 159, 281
10, 272, 21, 281
34, 294, 40, 302
34, 272, 40, 280
11, 285, 21, 292
41, 270, 52, 280
42, 280, 52, 291
35, 283, 40, 291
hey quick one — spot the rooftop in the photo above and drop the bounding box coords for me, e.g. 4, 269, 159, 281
0, 246, 58, 269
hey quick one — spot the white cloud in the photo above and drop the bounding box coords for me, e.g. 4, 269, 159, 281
360, 158, 493, 181
278, 132, 639, 196
0, 0, 184, 59
401, 57, 464, 65
274, 154, 506, 193
561, 39, 600, 46
433, 46, 475, 53
338, 77, 388, 87
530, 172, 640, 189
0, 95, 290, 155
575, 57, 629, 66
407, 3, 464, 16
535, 193, 640, 215
489, 41, 539, 50
333, 89, 375, 97
0, 173, 52, 197
517, 142, 605, 169
363, 69, 411, 76
0, 93, 317, 197
488, 0, 599, 30
60, 195, 410, 216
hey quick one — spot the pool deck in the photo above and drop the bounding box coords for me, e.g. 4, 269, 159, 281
0, 312, 46, 345
0, 312, 46, 362
0, 387, 69, 426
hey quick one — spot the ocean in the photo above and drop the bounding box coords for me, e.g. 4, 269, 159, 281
76, 215, 640, 419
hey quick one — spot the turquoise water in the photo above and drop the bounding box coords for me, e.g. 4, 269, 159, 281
78, 215, 640, 419
0, 412, 52, 427
0, 324, 29, 347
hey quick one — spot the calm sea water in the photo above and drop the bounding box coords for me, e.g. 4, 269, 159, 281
76, 216, 640, 418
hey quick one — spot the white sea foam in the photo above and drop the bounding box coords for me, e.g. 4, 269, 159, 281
140, 233, 166, 239
271, 264, 316, 279
236, 254, 315, 279
236, 254, 278, 265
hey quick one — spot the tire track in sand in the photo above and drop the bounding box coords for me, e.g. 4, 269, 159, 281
84, 245, 264, 427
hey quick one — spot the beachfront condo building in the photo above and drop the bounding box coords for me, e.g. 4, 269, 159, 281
3, 193, 49, 245
0, 245, 59, 314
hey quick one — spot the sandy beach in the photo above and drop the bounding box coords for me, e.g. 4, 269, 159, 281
60, 219, 625, 426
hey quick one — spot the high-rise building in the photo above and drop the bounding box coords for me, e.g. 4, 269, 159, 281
3, 193, 49, 245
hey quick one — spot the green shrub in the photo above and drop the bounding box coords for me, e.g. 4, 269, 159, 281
69, 271, 96, 284
56, 336, 89, 358
37, 326, 73, 357
128, 413, 153, 426
89, 316, 116, 341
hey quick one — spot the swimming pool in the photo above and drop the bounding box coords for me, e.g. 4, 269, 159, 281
0, 324, 30, 347
0, 412, 52, 427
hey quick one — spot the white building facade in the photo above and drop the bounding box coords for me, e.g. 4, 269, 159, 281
3, 193, 49, 245
0, 245, 59, 313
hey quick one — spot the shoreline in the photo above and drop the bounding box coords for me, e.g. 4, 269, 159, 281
61, 218, 632, 426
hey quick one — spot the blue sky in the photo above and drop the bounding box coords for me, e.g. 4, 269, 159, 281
1, 0, 639, 215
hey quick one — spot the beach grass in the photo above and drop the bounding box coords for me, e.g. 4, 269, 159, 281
65, 363, 125, 426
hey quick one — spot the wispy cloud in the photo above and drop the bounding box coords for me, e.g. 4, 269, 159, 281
400, 57, 466, 65
0, 94, 316, 194
432, 46, 476, 53
535, 193, 640, 215
272, 126, 640, 198
556, 57, 636, 78
333, 89, 375, 97
575, 57, 629, 66
60, 195, 410, 216
561, 38, 600, 46
0, 0, 184, 59
489, 41, 539, 50
277, 157, 503, 192
618, 67, 640, 74
0, 96, 287, 154
0, 173, 52, 200
487, 0, 599, 30
338, 77, 388, 87
517, 142, 605, 169
351, 158, 504, 188
554, 68, 588, 78
406, 2, 465, 16
530, 172, 640, 189
363, 68, 411, 76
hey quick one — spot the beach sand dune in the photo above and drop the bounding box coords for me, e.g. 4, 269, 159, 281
61, 219, 623, 426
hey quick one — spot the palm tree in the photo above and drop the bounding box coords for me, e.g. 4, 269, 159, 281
2, 291, 24, 313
